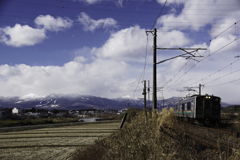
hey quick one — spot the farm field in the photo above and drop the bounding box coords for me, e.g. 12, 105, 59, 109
0, 122, 119, 160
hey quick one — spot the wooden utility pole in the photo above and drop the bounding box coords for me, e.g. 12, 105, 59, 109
146, 28, 157, 111
148, 80, 150, 109
142, 80, 148, 123
199, 84, 204, 95
153, 28, 157, 110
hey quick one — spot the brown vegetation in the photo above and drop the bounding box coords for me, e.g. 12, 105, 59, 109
72, 108, 240, 160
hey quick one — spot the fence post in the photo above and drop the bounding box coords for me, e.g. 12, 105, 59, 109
120, 113, 128, 129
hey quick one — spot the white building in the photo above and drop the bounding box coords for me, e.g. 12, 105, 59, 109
118, 108, 128, 114
12, 108, 22, 114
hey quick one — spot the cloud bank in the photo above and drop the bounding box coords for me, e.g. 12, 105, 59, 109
0, 15, 73, 47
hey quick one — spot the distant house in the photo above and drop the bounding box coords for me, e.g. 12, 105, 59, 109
12, 108, 22, 114
118, 108, 128, 114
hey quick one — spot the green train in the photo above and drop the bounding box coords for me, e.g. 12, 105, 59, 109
173, 94, 221, 124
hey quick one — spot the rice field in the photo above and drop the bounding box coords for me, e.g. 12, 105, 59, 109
0, 122, 119, 160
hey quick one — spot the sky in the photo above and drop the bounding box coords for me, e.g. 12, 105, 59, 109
0, 0, 240, 104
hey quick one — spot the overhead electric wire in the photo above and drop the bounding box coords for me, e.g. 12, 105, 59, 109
51, 0, 165, 10
53, 0, 240, 11
189, 58, 240, 86
32, 0, 240, 6
151, 0, 167, 30
1, 0, 162, 15
164, 35, 240, 92
130, 34, 152, 104
161, 19, 240, 91
2, 9, 239, 24
211, 19, 240, 40
205, 78, 240, 88
5, 0, 238, 16
1, 20, 233, 33
1, 15, 238, 31
204, 68, 240, 86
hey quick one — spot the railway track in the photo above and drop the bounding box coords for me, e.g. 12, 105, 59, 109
178, 120, 240, 137
176, 121, 240, 151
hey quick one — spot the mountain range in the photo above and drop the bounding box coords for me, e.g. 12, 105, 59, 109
0, 93, 232, 110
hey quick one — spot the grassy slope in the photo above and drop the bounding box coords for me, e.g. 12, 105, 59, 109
72, 108, 240, 160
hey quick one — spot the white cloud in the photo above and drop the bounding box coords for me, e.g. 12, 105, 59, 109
157, 0, 240, 31
74, 56, 87, 63
209, 10, 240, 38
0, 15, 73, 47
92, 26, 191, 61
209, 35, 239, 55
78, 12, 117, 32
0, 58, 135, 98
35, 15, 73, 32
0, 24, 46, 47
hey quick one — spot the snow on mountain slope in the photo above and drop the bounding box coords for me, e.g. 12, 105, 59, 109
20, 93, 44, 100
0, 93, 234, 110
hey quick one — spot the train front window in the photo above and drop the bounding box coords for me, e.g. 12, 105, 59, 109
212, 97, 220, 110
196, 97, 204, 109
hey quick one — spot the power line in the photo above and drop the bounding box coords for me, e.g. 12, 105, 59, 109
130, 36, 153, 103
1, 20, 233, 33
189, 58, 240, 86
164, 35, 240, 92
161, 20, 240, 91
2, 10, 239, 24
205, 78, 240, 88
51, 0, 164, 10
4, 0, 238, 16
151, 0, 167, 30
211, 19, 240, 40
204, 68, 240, 86
1, 14, 238, 30
51, 0, 240, 7
1, 0, 161, 15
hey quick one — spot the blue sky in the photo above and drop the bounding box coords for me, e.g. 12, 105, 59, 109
0, 0, 240, 104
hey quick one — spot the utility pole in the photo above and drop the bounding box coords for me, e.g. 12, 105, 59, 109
148, 80, 150, 109
161, 90, 164, 108
146, 28, 157, 111
199, 84, 204, 95
142, 80, 147, 123
153, 28, 157, 110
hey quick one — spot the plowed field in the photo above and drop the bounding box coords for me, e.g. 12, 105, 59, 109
0, 122, 119, 160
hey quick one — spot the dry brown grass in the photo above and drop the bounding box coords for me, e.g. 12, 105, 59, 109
72, 108, 240, 160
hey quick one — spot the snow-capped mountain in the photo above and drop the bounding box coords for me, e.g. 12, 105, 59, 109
20, 93, 44, 101
0, 93, 136, 110
0, 93, 233, 110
